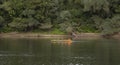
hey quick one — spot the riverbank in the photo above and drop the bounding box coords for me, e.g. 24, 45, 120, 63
0, 32, 120, 39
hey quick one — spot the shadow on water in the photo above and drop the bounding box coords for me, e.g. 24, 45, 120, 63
0, 38, 120, 65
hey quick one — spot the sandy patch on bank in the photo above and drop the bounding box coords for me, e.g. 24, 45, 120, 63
0, 32, 120, 39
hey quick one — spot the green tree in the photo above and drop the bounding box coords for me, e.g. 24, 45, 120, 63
9, 17, 39, 31
101, 15, 120, 36
0, 16, 4, 27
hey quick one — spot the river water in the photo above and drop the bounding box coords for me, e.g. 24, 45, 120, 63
0, 38, 120, 65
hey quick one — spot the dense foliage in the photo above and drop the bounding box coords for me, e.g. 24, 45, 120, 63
0, 0, 120, 35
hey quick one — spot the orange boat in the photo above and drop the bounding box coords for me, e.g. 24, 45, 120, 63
51, 39, 72, 44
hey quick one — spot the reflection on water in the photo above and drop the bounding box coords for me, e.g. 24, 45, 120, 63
0, 38, 120, 65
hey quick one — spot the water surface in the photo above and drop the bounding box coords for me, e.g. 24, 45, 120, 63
0, 38, 120, 65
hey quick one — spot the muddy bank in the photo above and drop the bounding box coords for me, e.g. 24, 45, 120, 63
0, 32, 120, 39
0, 32, 68, 38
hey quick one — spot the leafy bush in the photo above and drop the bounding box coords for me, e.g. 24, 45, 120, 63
51, 28, 65, 34
101, 15, 120, 35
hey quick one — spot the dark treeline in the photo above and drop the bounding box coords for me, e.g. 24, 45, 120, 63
0, 0, 120, 35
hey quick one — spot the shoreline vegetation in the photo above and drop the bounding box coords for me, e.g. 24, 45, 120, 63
0, 32, 120, 39
0, 0, 120, 37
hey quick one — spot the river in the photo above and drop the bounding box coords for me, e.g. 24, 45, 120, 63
0, 38, 120, 65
